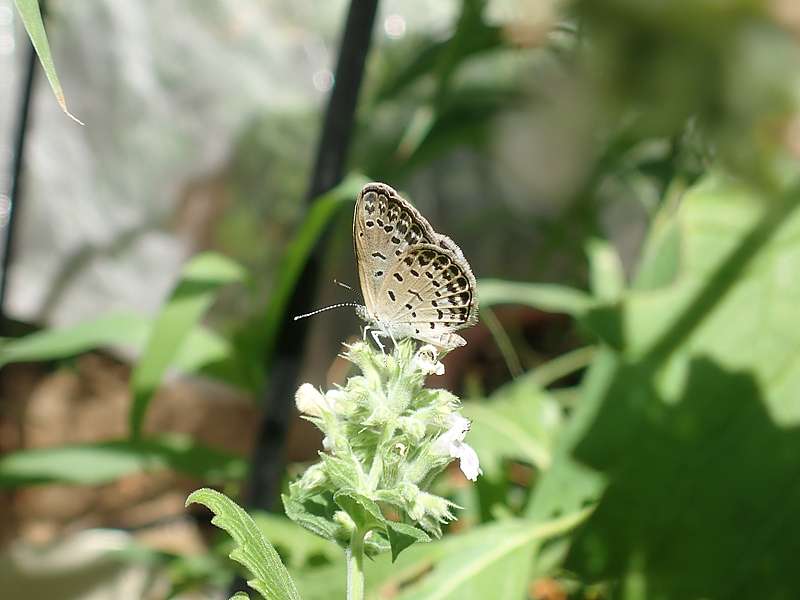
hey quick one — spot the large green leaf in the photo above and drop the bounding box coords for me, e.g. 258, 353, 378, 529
538, 175, 800, 598
129, 252, 245, 439
186, 488, 300, 600
13, 0, 82, 123
0, 435, 246, 487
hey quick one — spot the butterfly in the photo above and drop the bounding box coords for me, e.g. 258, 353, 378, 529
352, 182, 478, 352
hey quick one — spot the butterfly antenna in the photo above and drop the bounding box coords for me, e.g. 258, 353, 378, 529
293, 302, 361, 321
333, 279, 353, 291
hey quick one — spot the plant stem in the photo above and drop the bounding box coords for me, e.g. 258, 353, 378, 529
346, 528, 366, 600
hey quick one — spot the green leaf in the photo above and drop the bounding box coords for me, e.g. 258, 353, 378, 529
13, 0, 82, 124
130, 252, 245, 439
229, 593, 251, 600
186, 488, 301, 600
542, 175, 800, 598
387, 512, 589, 600
586, 237, 625, 301
0, 312, 232, 377
632, 198, 682, 291
478, 279, 593, 316
254, 174, 368, 380
0, 435, 246, 487
282, 493, 343, 545
385, 520, 430, 563
0, 312, 149, 366
333, 490, 386, 533
463, 377, 561, 476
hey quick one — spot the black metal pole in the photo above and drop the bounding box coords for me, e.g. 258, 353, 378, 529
0, 25, 38, 335
244, 0, 379, 511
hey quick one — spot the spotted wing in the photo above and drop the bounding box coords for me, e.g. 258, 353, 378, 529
353, 182, 437, 312
376, 243, 479, 349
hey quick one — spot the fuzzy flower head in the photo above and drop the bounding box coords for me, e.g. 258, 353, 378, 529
284, 340, 481, 558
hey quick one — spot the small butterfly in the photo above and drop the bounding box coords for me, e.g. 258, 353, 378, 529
351, 182, 478, 352
295, 183, 478, 352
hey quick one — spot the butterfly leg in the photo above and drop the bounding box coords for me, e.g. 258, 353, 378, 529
362, 325, 370, 341
370, 329, 387, 354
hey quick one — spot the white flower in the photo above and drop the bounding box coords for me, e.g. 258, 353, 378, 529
295, 383, 330, 417
413, 344, 445, 375
434, 414, 482, 481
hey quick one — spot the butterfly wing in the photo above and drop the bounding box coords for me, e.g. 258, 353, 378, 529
353, 183, 437, 312
375, 242, 479, 349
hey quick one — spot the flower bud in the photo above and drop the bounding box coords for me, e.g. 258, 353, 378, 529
295, 383, 329, 417
296, 463, 327, 493
334, 510, 355, 533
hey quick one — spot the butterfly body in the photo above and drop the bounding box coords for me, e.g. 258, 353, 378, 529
353, 182, 478, 351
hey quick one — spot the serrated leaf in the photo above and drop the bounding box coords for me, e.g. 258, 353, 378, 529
385, 521, 430, 562
13, 0, 82, 123
130, 252, 245, 438
186, 488, 300, 600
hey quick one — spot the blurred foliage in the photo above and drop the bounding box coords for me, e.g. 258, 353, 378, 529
4, 0, 800, 598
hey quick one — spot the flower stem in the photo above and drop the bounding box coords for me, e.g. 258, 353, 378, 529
346, 529, 366, 600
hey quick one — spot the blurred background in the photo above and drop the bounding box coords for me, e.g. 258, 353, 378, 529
1, 0, 800, 598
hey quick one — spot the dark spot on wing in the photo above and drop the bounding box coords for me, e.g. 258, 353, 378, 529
372, 252, 386, 260
388, 290, 396, 301
393, 273, 403, 282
